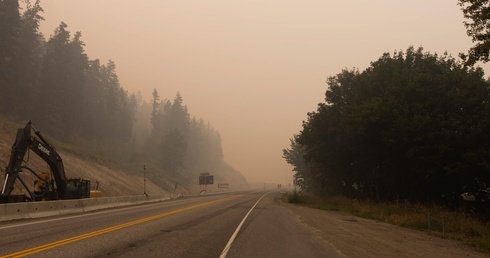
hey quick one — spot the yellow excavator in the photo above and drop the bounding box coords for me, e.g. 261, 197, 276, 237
0, 121, 99, 203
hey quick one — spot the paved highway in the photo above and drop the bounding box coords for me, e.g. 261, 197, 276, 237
0, 191, 341, 258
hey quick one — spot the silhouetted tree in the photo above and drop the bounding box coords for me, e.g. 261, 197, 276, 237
15, 0, 45, 117
0, 0, 21, 114
459, 0, 490, 65
282, 136, 316, 191
97, 60, 134, 143
160, 128, 187, 175
81, 59, 103, 139
150, 88, 161, 136
37, 23, 89, 135
161, 92, 190, 135
295, 46, 490, 203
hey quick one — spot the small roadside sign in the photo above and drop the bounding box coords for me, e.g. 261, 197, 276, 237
199, 175, 214, 185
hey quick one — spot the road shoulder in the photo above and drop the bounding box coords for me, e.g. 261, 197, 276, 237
282, 201, 487, 258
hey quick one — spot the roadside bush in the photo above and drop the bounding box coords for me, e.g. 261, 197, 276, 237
287, 190, 304, 204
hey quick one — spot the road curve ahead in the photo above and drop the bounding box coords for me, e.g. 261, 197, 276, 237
0, 191, 341, 258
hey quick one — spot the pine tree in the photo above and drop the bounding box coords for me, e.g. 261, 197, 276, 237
0, 0, 21, 114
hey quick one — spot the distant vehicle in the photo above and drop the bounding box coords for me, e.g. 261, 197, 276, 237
0, 121, 93, 203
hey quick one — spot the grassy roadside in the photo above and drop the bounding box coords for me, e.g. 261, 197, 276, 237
285, 191, 490, 254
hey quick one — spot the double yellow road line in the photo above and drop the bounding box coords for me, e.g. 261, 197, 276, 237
1, 195, 238, 258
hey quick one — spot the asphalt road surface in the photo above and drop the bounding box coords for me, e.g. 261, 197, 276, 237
0, 191, 341, 258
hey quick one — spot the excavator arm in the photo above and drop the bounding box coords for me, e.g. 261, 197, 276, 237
1, 121, 68, 201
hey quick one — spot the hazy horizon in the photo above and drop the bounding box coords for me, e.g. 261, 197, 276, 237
36, 0, 490, 185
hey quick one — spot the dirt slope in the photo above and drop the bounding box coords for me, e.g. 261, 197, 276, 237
0, 120, 167, 197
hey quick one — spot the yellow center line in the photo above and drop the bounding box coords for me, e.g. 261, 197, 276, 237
1, 194, 240, 258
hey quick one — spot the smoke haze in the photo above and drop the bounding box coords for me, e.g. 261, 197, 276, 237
37, 0, 489, 185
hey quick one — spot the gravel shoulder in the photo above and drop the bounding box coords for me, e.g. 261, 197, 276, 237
283, 202, 488, 258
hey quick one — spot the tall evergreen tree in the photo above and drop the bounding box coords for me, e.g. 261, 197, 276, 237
97, 60, 133, 143
64, 31, 88, 133
0, 0, 21, 114
160, 128, 187, 175
150, 88, 162, 137
37, 22, 71, 133
16, 0, 45, 117
186, 118, 224, 170
159, 92, 190, 136
81, 59, 103, 140
37, 22, 89, 135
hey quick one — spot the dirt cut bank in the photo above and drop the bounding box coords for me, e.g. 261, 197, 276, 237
0, 120, 168, 198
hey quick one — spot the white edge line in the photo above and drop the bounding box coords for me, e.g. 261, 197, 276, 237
219, 192, 270, 258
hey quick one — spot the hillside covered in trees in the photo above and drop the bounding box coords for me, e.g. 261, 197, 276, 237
0, 0, 248, 191
284, 47, 490, 206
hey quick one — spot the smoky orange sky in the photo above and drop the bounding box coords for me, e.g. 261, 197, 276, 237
37, 0, 489, 185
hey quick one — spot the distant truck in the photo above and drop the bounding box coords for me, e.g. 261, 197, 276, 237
0, 121, 93, 203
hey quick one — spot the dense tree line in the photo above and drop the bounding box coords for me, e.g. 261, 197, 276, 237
284, 47, 490, 204
0, 0, 228, 184
0, 0, 135, 144
284, 1, 490, 205
1, 0, 43, 117
149, 90, 224, 177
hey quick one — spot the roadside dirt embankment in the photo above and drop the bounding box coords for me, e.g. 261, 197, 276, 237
0, 121, 168, 198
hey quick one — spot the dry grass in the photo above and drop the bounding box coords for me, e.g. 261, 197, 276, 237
287, 192, 490, 254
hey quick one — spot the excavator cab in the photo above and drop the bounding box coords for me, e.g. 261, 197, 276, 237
64, 178, 90, 199
33, 173, 90, 200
